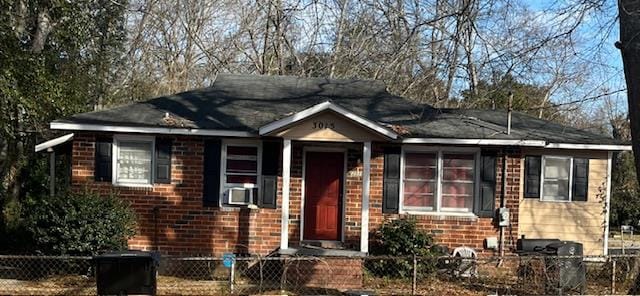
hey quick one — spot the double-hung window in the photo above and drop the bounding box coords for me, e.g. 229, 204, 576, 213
113, 135, 154, 186
402, 148, 478, 213
541, 156, 571, 201
222, 143, 261, 205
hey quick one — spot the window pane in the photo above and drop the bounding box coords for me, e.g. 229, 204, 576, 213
117, 141, 152, 183
543, 157, 570, 201
227, 175, 258, 184
443, 168, 473, 181
441, 153, 475, 211
443, 154, 474, 168
227, 146, 258, 157
543, 181, 570, 201
404, 193, 434, 207
441, 182, 474, 195
227, 159, 257, 173
404, 167, 436, 180
442, 195, 473, 210
403, 181, 435, 208
405, 153, 436, 167
226, 145, 258, 176
544, 157, 569, 179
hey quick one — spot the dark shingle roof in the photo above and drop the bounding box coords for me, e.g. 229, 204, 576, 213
54, 74, 622, 145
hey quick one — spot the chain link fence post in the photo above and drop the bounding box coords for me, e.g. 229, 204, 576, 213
258, 257, 264, 294
280, 257, 288, 292
412, 254, 417, 295
611, 257, 616, 295
229, 259, 235, 293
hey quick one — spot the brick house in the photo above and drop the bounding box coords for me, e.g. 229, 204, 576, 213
37, 74, 630, 257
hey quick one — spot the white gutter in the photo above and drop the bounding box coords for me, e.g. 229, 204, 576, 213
50, 122, 255, 138
402, 138, 546, 146
35, 133, 75, 152
402, 138, 632, 151
544, 143, 632, 151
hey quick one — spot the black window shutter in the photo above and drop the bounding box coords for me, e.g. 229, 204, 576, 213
477, 152, 496, 217
572, 158, 589, 201
524, 156, 541, 198
94, 137, 112, 182
154, 139, 172, 184
203, 139, 222, 207
259, 141, 281, 209
383, 147, 401, 214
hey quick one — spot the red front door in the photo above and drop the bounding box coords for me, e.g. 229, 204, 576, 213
303, 151, 343, 241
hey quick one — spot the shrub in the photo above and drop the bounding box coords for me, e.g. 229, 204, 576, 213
23, 190, 136, 255
368, 218, 443, 278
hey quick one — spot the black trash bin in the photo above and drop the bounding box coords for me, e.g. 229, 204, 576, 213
542, 241, 586, 295
94, 250, 159, 296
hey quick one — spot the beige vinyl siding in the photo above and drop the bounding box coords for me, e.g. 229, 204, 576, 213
518, 149, 608, 256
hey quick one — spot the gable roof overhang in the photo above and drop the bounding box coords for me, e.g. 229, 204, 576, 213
259, 101, 398, 140
35, 133, 75, 152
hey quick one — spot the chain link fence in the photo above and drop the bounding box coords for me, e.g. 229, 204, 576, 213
2, 254, 640, 295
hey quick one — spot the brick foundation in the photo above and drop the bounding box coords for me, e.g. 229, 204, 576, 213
285, 258, 363, 290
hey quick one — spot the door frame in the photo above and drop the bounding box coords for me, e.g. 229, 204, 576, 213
300, 146, 347, 242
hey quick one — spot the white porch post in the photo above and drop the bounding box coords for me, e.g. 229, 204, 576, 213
280, 139, 292, 250
361, 141, 372, 253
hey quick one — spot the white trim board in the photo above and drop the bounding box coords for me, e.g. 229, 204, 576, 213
604, 151, 613, 255
544, 143, 632, 151
50, 122, 254, 138
402, 138, 546, 146
35, 133, 74, 152
403, 138, 631, 151
258, 101, 398, 139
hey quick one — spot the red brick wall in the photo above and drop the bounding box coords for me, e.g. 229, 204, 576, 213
71, 133, 281, 256
71, 133, 523, 256
368, 144, 523, 256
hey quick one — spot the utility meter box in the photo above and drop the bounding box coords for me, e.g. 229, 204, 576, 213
498, 207, 510, 227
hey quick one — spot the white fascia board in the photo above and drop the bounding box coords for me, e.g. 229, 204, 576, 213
401, 138, 546, 146
50, 122, 255, 138
544, 143, 633, 151
35, 133, 75, 152
258, 101, 398, 139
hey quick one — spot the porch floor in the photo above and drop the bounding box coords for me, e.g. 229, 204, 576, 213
278, 246, 366, 257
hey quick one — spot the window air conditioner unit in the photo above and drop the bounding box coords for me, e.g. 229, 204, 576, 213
228, 187, 252, 205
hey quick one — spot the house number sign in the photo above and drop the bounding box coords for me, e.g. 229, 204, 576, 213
312, 121, 336, 129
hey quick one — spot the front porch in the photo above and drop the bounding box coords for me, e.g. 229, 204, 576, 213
259, 102, 398, 254
279, 140, 374, 253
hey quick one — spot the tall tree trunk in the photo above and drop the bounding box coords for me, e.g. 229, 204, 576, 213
618, 0, 640, 186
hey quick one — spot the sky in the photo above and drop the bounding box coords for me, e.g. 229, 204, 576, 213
527, 0, 628, 115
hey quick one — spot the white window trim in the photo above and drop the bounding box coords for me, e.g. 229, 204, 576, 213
400, 146, 480, 215
112, 134, 155, 187
220, 139, 262, 206
540, 155, 574, 202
